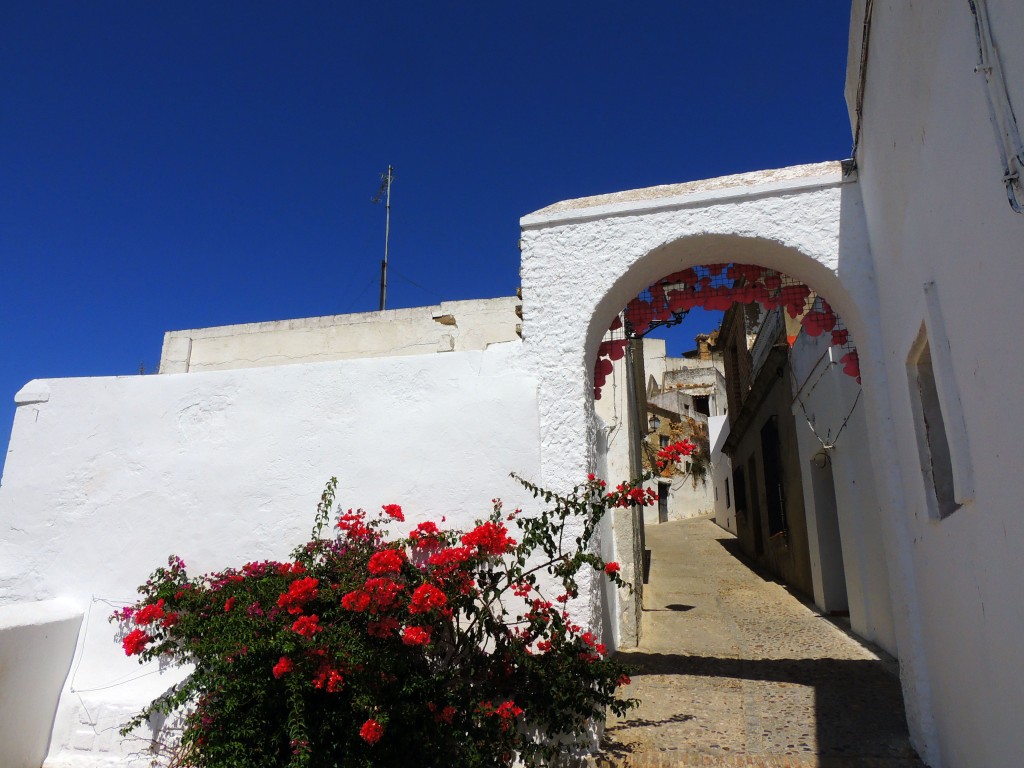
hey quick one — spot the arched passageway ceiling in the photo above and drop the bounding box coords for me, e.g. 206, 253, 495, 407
592, 263, 860, 401
518, 161, 873, 380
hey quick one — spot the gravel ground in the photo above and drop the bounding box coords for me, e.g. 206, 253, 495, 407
592, 517, 927, 768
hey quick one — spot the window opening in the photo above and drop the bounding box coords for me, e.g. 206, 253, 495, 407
909, 331, 959, 519
760, 416, 788, 536
747, 457, 764, 556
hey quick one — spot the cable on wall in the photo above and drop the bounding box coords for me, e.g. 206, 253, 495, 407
968, 0, 1024, 213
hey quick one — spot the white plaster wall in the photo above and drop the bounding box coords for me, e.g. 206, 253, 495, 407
709, 415, 735, 534
851, 2, 1024, 764
790, 332, 897, 655
0, 344, 541, 766
0, 600, 83, 768
518, 163, 934, 761
593, 338, 667, 646
159, 297, 521, 373
644, 469, 713, 525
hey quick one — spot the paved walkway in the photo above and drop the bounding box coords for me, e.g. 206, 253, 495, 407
592, 517, 926, 767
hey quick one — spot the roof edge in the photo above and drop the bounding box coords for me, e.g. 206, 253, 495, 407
521, 161, 853, 230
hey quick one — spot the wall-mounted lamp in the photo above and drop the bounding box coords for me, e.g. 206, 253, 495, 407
649, 415, 661, 433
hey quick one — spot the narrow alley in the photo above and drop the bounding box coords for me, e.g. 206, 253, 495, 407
593, 518, 925, 768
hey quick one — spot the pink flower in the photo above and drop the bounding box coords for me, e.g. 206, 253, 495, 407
360, 718, 384, 745
402, 625, 432, 646
272, 656, 294, 679
122, 628, 151, 656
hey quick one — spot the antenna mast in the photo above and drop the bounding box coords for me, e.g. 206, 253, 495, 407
372, 165, 394, 311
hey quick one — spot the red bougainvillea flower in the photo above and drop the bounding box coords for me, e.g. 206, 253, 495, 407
495, 704, 524, 720
277, 577, 319, 614
511, 581, 532, 598
604, 562, 621, 576
275, 561, 306, 576
367, 549, 406, 575
617, 674, 632, 686
122, 628, 152, 656
367, 616, 400, 638
224, 596, 237, 612
429, 704, 456, 724
312, 666, 344, 692
409, 521, 442, 550
461, 521, 516, 556
381, 503, 404, 521
291, 615, 322, 637
336, 509, 372, 539
408, 583, 447, 614
134, 599, 166, 625
341, 590, 371, 612
359, 719, 384, 745
492, 700, 524, 732
363, 577, 403, 612
272, 656, 294, 679
402, 625, 432, 646
427, 545, 474, 576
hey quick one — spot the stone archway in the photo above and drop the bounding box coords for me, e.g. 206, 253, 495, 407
517, 162, 936, 755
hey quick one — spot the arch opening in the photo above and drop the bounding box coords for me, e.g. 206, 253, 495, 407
589, 253, 913, 761
590, 252, 889, 647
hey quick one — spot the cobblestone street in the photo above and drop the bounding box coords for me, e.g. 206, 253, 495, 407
593, 518, 926, 767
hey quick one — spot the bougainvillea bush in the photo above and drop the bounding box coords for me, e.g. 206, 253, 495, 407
113, 441, 694, 768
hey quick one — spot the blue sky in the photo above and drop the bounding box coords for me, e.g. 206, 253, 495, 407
1, 2, 854, 472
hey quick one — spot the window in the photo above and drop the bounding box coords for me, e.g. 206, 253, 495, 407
659, 435, 670, 449
908, 328, 959, 518
694, 395, 710, 416
725, 477, 731, 508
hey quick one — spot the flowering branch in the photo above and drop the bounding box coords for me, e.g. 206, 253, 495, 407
112, 441, 694, 767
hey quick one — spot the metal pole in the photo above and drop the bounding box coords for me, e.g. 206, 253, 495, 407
624, 338, 649, 586
379, 165, 392, 311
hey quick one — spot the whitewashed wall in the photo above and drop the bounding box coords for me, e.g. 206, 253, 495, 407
159, 297, 521, 373
709, 415, 735, 534
849, 1, 1024, 765
0, 600, 82, 768
0, 345, 541, 767
789, 330, 897, 656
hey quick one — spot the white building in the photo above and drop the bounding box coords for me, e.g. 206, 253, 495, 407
1, 3, 1023, 766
